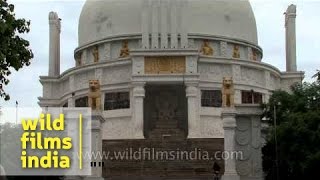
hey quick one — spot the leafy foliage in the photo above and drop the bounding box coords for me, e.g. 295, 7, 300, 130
0, 0, 33, 101
312, 69, 320, 82
262, 81, 320, 180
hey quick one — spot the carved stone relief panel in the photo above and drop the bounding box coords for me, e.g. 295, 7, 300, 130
145, 56, 186, 74
104, 43, 111, 61
235, 116, 263, 178
199, 64, 232, 81
220, 41, 228, 57
241, 67, 265, 87
102, 65, 131, 85
232, 65, 241, 83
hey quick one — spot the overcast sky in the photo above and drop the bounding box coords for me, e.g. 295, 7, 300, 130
1, 0, 319, 109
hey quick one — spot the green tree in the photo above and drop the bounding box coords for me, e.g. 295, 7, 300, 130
0, 0, 33, 101
262, 82, 320, 180
312, 69, 320, 82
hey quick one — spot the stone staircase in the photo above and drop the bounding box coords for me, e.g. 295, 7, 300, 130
103, 139, 224, 179
148, 119, 186, 140
102, 115, 223, 179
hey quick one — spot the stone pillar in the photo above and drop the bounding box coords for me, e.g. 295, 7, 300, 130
151, 0, 159, 49
186, 84, 199, 138
48, 12, 61, 76
170, 0, 178, 48
132, 82, 145, 139
221, 108, 240, 180
83, 111, 105, 180
180, 0, 188, 48
160, 0, 168, 49
285, 4, 297, 72
141, 0, 150, 49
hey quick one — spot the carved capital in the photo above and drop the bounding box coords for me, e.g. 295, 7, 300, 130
186, 85, 198, 97
222, 108, 237, 129
132, 82, 146, 98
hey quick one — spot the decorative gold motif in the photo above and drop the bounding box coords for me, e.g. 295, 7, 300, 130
222, 77, 235, 108
145, 56, 186, 74
119, 40, 130, 58
88, 80, 101, 110
92, 46, 99, 63
233, 44, 240, 59
200, 40, 214, 56
252, 50, 258, 61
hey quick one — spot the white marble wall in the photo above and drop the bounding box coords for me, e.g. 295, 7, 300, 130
199, 63, 232, 82
102, 65, 131, 85
41, 36, 299, 144
200, 108, 224, 138
240, 67, 265, 87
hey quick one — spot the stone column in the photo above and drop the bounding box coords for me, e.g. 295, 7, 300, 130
170, 0, 178, 48
221, 108, 240, 180
186, 84, 199, 138
83, 111, 105, 180
160, 0, 168, 49
48, 12, 61, 77
151, 0, 159, 49
132, 82, 145, 139
141, 0, 150, 49
285, 4, 297, 72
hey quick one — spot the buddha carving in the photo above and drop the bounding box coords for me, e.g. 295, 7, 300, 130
233, 45, 240, 59
92, 46, 99, 63
76, 52, 82, 67
88, 80, 101, 110
252, 50, 258, 61
200, 40, 214, 56
119, 40, 130, 58
222, 77, 235, 108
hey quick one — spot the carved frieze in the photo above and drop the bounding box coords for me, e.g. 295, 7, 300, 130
199, 64, 232, 81
233, 44, 240, 59
236, 131, 251, 146
76, 52, 82, 67
119, 40, 130, 58
145, 56, 186, 74
200, 40, 214, 56
220, 41, 227, 57
241, 67, 265, 86
102, 66, 131, 84
92, 46, 99, 63
236, 161, 251, 176
235, 116, 263, 177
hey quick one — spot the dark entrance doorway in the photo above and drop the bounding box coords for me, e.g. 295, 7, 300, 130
144, 85, 188, 140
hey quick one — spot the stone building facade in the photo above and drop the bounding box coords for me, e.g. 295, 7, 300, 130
39, 1, 304, 180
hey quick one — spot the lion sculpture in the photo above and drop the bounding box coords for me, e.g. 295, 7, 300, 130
222, 77, 235, 108
88, 80, 101, 110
